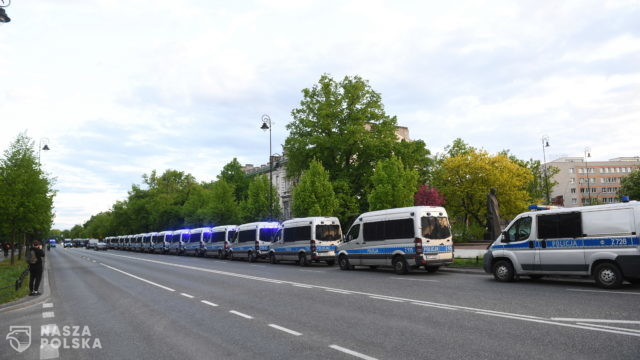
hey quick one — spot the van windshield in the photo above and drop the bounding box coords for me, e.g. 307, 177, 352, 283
421, 217, 451, 239
315, 225, 341, 241
259, 228, 279, 242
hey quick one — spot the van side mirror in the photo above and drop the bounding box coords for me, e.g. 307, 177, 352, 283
502, 231, 511, 243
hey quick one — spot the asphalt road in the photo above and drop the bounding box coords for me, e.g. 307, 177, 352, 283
1, 247, 639, 360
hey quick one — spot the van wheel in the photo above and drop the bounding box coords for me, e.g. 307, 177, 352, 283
393, 256, 409, 275
338, 255, 351, 270
299, 253, 309, 267
326, 260, 335, 266
248, 252, 257, 263
270, 253, 278, 264
425, 266, 440, 273
594, 263, 623, 289
492, 260, 515, 282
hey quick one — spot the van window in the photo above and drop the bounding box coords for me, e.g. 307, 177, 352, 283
346, 224, 360, 241
238, 229, 256, 242
363, 218, 414, 241
316, 225, 341, 241
259, 228, 279, 242
211, 231, 225, 243
227, 230, 237, 242
582, 209, 633, 236
284, 226, 312, 242
537, 212, 582, 239
507, 216, 532, 241
421, 217, 451, 239
203, 233, 212, 243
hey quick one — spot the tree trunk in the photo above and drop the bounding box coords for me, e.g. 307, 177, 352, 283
9, 230, 15, 266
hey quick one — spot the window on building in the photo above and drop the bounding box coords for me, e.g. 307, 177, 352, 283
570, 188, 576, 193
571, 198, 577, 204
569, 168, 574, 174
570, 178, 575, 184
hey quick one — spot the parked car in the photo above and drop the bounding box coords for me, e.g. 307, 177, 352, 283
95, 242, 108, 251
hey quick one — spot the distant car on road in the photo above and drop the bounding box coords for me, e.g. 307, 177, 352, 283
95, 242, 108, 251
63, 242, 73, 248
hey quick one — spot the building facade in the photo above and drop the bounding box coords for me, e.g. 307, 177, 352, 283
548, 156, 640, 207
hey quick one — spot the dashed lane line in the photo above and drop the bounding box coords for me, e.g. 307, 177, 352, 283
201, 300, 219, 307
268, 324, 303, 336
42, 303, 54, 308
180, 293, 195, 299
99, 263, 176, 292
229, 310, 253, 319
42, 311, 55, 319
369, 296, 404, 302
329, 345, 378, 360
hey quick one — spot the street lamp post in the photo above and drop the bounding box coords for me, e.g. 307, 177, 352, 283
38, 138, 50, 163
584, 147, 591, 205
260, 115, 273, 220
541, 136, 550, 204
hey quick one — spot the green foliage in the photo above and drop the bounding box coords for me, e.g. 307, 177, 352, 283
183, 180, 242, 226
368, 156, 419, 211
218, 158, 250, 202
284, 74, 430, 218
0, 132, 56, 263
242, 175, 282, 221
499, 150, 559, 204
433, 146, 532, 240
292, 160, 339, 217
619, 168, 640, 200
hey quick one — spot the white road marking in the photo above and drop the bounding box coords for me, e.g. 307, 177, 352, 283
229, 310, 253, 319
476, 312, 640, 337
300, 270, 326, 273
40, 337, 59, 360
268, 324, 302, 336
369, 296, 404, 302
329, 345, 378, 360
293, 284, 314, 288
88, 251, 640, 338
42, 303, 54, 308
566, 288, 640, 295
550, 318, 640, 325
411, 302, 459, 311
180, 293, 194, 299
42, 311, 55, 319
325, 289, 352, 294
576, 323, 640, 334
390, 277, 439, 282
100, 263, 176, 292
201, 300, 219, 307
92, 260, 96, 263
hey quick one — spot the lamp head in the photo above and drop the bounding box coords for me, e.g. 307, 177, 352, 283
0, 8, 9, 23
42, 144, 50, 151
260, 122, 269, 131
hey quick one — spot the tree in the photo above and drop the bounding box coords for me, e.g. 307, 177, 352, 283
143, 169, 197, 231
242, 175, 282, 221
414, 185, 445, 206
499, 150, 559, 204
619, 168, 640, 200
433, 149, 532, 239
368, 156, 419, 211
0, 133, 55, 264
284, 74, 430, 219
292, 160, 339, 217
184, 180, 243, 226
218, 158, 250, 202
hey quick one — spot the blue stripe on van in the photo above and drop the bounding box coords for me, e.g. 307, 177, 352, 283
344, 245, 452, 255
492, 236, 639, 249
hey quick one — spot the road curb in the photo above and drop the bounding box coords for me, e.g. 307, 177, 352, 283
440, 266, 487, 275
0, 258, 52, 313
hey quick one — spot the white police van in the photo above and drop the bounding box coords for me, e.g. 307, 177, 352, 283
185, 227, 210, 256
204, 225, 238, 258
337, 206, 454, 274
151, 231, 172, 254
142, 233, 155, 252
484, 201, 640, 289
229, 222, 281, 262
169, 229, 189, 255
269, 217, 341, 266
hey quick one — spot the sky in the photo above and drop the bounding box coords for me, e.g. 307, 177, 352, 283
1, 0, 639, 230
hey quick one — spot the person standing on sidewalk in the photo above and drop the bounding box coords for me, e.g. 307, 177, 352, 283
27, 240, 45, 296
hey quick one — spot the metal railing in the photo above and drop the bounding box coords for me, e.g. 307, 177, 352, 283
0, 268, 29, 301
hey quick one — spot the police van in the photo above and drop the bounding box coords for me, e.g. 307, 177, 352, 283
142, 233, 156, 252
151, 231, 172, 254
185, 227, 210, 256
484, 201, 640, 289
269, 217, 341, 266
169, 229, 189, 255
205, 225, 238, 258
337, 206, 454, 274
229, 222, 281, 262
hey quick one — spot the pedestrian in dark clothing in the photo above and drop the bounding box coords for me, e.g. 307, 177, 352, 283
28, 241, 45, 296
2, 242, 9, 256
